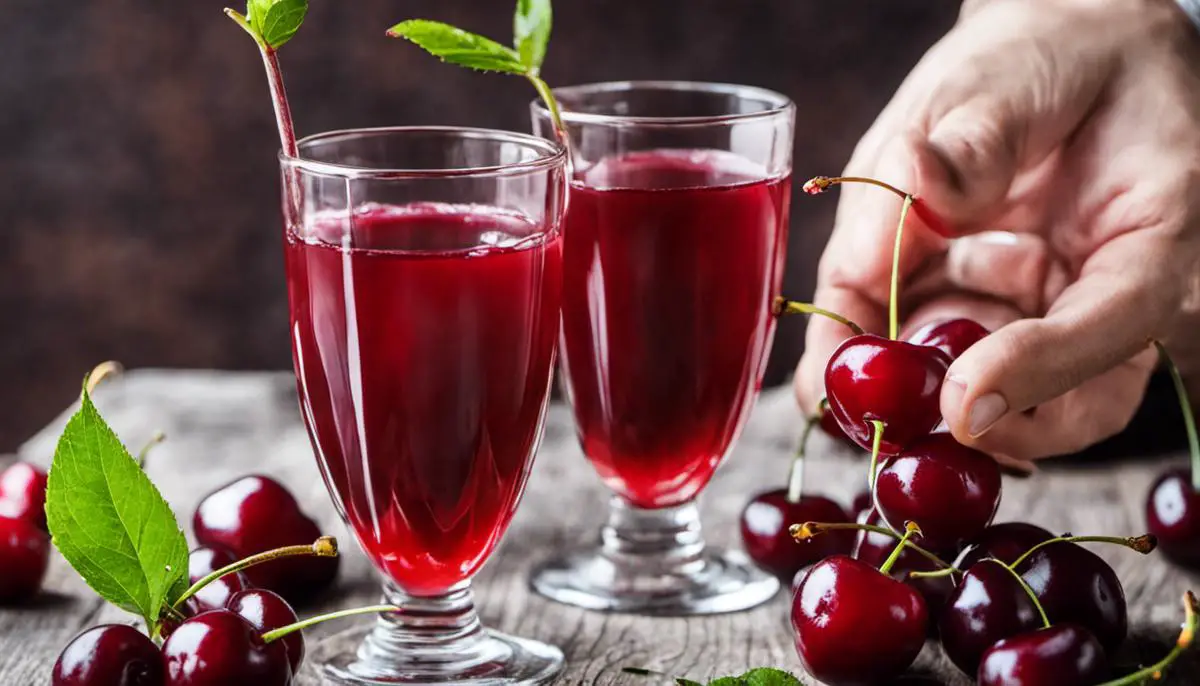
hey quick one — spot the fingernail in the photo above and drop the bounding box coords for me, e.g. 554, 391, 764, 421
968, 392, 1008, 437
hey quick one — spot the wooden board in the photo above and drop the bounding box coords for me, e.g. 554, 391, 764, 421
2, 370, 1197, 684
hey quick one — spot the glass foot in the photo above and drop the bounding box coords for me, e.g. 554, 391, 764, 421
313, 583, 563, 685
530, 498, 779, 615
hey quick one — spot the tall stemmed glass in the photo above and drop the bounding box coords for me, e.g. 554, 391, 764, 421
283, 127, 566, 683
531, 82, 795, 614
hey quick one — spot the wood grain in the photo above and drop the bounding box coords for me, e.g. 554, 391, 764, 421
2, 370, 1197, 684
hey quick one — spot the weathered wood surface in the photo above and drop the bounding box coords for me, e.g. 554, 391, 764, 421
2, 370, 1198, 685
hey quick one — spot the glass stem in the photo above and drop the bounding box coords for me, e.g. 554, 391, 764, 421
601, 497, 705, 571
354, 581, 493, 670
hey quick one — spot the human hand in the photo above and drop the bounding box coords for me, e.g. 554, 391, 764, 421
795, 0, 1200, 464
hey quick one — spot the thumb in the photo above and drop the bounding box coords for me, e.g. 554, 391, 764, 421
939, 232, 1180, 439
911, 100, 1022, 232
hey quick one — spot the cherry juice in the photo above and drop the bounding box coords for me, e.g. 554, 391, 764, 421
560, 150, 791, 509
286, 203, 562, 596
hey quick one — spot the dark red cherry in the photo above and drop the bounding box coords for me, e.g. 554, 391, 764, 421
792, 554, 927, 685
853, 509, 955, 619
228, 589, 303, 675
162, 609, 291, 686
187, 547, 252, 614
1145, 467, 1200, 568
824, 335, 952, 454
874, 434, 1001, 550
1016, 541, 1127, 653
0, 462, 48, 530
955, 522, 1054, 571
818, 411, 855, 446
52, 624, 164, 686
939, 560, 1044, 676
906, 318, 989, 361
193, 475, 337, 603
977, 624, 1108, 686
740, 489, 853, 580
0, 515, 49, 603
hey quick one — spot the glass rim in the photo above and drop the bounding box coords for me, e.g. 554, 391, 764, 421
279, 126, 567, 180
531, 80, 795, 127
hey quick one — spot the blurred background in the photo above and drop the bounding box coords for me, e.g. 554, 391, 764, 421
0, 0, 963, 449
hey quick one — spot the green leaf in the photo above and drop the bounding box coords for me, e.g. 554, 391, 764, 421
739, 668, 804, 686
45, 376, 189, 629
246, 0, 272, 37
708, 678, 746, 686
513, 0, 552, 71
387, 20, 526, 75
260, 0, 308, 49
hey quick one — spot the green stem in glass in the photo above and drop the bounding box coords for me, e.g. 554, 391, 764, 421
528, 75, 566, 147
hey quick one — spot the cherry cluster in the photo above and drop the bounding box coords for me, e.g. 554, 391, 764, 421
739, 176, 1195, 686
50, 475, 339, 685
0, 460, 50, 604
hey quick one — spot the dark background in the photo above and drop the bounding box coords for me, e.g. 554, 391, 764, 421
0, 1, 961, 450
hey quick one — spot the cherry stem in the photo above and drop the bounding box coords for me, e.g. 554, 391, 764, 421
1154, 341, 1200, 492
1007, 534, 1158, 572
1096, 591, 1197, 686
772, 297, 865, 336
985, 558, 1051, 628
803, 176, 911, 200
786, 416, 820, 504
171, 536, 338, 611
878, 522, 922, 576
136, 431, 166, 470
867, 420, 886, 491
791, 521, 957, 572
261, 604, 400, 644
84, 361, 123, 396
889, 195, 913, 340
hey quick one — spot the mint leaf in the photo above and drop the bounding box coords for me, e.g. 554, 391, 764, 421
740, 669, 804, 686
708, 678, 745, 686
514, 0, 552, 72
260, 0, 307, 49
239, 0, 307, 49
247, 0, 272, 36
387, 20, 526, 75
45, 376, 189, 629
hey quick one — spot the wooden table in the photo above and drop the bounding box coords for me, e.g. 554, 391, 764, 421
2, 370, 1198, 684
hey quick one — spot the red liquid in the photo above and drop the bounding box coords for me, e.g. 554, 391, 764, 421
561, 150, 791, 509
286, 203, 562, 596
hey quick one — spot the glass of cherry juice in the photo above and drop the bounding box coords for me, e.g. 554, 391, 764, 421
530, 82, 795, 614
282, 127, 566, 683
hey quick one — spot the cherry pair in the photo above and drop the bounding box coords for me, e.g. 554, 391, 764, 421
194, 475, 338, 604
52, 588, 301, 686
0, 461, 50, 604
